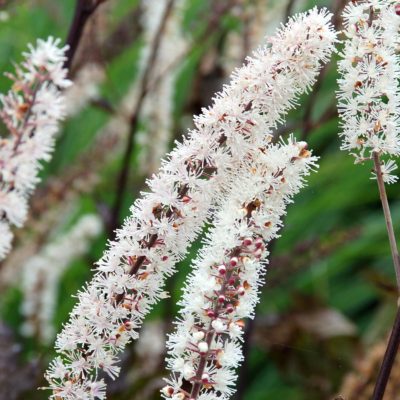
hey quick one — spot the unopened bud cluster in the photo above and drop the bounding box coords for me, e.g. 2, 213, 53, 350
163, 138, 317, 400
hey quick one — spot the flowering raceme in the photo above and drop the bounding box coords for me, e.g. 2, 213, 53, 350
162, 138, 317, 400
45, 8, 336, 399
337, 0, 400, 182
0, 37, 70, 259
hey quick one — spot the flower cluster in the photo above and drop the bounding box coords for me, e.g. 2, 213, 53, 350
162, 138, 317, 400
0, 37, 70, 259
45, 8, 336, 399
337, 0, 400, 182
20, 214, 102, 343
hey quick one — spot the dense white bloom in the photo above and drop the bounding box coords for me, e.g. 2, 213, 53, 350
162, 138, 317, 400
45, 8, 336, 399
337, 0, 400, 181
20, 214, 102, 343
0, 37, 70, 260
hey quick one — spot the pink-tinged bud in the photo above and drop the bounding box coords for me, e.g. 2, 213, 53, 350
198, 341, 208, 354
230, 257, 238, 267
182, 195, 191, 203
228, 276, 236, 285
396, 4, 400, 16
124, 321, 133, 329
161, 386, 174, 397
207, 310, 215, 318
218, 295, 226, 303
226, 304, 234, 313
217, 264, 226, 275
238, 286, 245, 296
201, 373, 210, 383
243, 237, 252, 246
254, 238, 263, 249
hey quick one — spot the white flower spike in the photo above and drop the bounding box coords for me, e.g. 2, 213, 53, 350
163, 138, 317, 400
45, 8, 336, 399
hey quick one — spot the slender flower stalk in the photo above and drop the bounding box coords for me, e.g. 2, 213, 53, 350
162, 138, 317, 400
45, 8, 336, 399
20, 214, 103, 344
337, 2, 400, 399
373, 152, 400, 288
0, 37, 70, 260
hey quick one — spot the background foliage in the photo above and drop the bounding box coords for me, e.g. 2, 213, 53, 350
0, 0, 398, 399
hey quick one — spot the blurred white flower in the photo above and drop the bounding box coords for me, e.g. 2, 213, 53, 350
0, 37, 70, 260
0, 11, 9, 22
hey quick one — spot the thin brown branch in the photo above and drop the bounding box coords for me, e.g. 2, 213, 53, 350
373, 152, 400, 290
107, 0, 175, 237
64, 0, 107, 71
284, 0, 297, 21
370, 152, 400, 400
372, 306, 400, 400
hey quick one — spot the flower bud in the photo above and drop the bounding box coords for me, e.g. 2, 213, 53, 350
161, 386, 174, 397
201, 373, 210, 383
218, 295, 226, 303
217, 264, 226, 275
193, 331, 205, 342
226, 304, 234, 313
198, 341, 208, 354
254, 238, 263, 249
243, 237, 252, 246
230, 257, 238, 267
